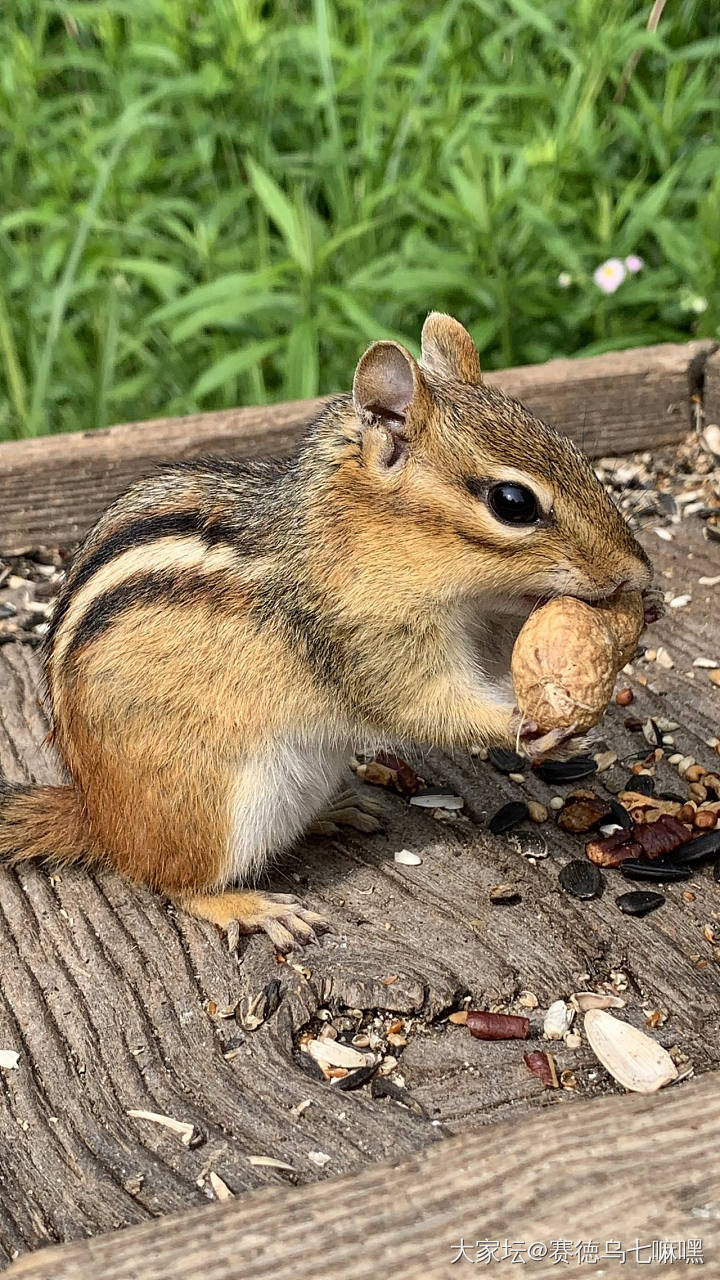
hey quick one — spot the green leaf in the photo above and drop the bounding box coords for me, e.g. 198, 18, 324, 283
192, 338, 282, 400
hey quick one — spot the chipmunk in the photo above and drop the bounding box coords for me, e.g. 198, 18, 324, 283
0, 313, 654, 950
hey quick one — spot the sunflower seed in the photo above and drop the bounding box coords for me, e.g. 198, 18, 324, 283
620, 861, 691, 883
571, 992, 626, 1012
536, 757, 598, 784
543, 1000, 574, 1040
307, 1039, 369, 1069
615, 890, 665, 917
0, 1050, 20, 1070
559, 860, 603, 899
488, 801, 528, 834
667, 829, 720, 865
488, 747, 524, 773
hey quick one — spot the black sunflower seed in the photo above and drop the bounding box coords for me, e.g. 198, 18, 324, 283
535, 756, 598, 784
607, 797, 633, 828
620, 860, 691, 883
488, 747, 525, 773
488, 801, 528, 834
714, 861, 720, 884
616, 890, 665, 916
704, 524, 720, 543
626, 774, 655, 797
666, 829, 720, 866
559, 860, 603, 900
333, 1062, 378, 1091
658, 791, 686, 804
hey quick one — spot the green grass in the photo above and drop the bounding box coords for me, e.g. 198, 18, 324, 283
0, 0, 718, 439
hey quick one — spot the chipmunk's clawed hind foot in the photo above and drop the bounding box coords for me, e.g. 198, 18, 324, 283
180, 890, 331, 953
642, 585, 665, 627
307, 787, 386, 836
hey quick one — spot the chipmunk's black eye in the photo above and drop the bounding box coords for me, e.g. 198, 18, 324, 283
487, 482, 540, 526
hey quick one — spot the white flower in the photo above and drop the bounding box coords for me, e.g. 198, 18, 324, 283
593, 258, 627, 294
557, 271, 572, 288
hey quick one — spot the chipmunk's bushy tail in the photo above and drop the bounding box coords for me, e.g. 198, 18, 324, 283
0, 782, 93, 868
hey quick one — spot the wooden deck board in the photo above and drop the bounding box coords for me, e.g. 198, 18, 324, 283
1, 516, 719, 1267
0, 340, 714, 555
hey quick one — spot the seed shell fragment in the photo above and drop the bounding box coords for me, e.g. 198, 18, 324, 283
583, 1008, 678, 1093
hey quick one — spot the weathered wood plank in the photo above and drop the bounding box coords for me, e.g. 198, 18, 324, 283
1, 516, 719, 1266
0, 341, 714, 555
8, 1069, 720, 1280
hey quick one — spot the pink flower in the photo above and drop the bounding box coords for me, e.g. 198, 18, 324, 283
593, 258, 627, 294
625, 254, 644, 273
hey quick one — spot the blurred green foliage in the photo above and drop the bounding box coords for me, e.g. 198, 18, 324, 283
0, 0, 718, 438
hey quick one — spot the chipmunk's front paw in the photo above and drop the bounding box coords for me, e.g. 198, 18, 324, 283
642, 585, 665, 627
181, 890, 332, 953
307, 787, 386, 836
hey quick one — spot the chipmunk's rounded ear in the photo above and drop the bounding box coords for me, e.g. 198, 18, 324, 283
420, 312, 482, 385
352, 340, 423, 426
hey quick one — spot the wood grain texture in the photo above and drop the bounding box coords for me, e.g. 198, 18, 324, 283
0, 341, 714, 555
8, 1068, 719, 1280
1, 516, 719, 1268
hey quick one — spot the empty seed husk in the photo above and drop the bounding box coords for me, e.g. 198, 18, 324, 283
489, 883, 521, 904
393, 849, 422, 866
410, 792, 464, 810
616, 890, 665, 917
626, 773, 655, 797
559, 859, 603, 899
523, 1050, 558, 1088
488, 801, 528, 834
543, 1000, 574, 1040
571, 992, 626, 1012
583, 1008, 678, 1093
466, 1010, 530, 1041
507, 829, 548, 859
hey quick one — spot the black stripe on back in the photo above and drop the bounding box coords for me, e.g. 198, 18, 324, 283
46, 510, 244, 659
63, 570, 226, 665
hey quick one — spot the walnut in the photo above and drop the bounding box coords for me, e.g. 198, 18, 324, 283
511, 592, 644, 734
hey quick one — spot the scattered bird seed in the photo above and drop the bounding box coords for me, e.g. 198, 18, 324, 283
508, 772, 525, 784
669, 595, 691, 608
527, 800, 549, 824
698, 575, 720, 587
559, 860, 603, 900
488, 747, 524, 773
523, 1050, 558, 1088
127, 1109, 198, 1147
410, 792, 463, 810
583, 1009, 678, 1093
308, 1151, 331, 1168
488, 801, 528, 834
393, 849, 422, 866
0, 1050, 20, 1070
209, 1172, 234, 1200
627, 773, 655, 797
571, 992, 626, 1012
508, 829, 548, 859
693, 656, 719, 668
667, 829, 720, 866
543, 1000, 574, 1040
535, 756, 598, 784
489, 882, 521, 904
620, 861, 691, 883
307, 1039, 368, 1070
654, 527, 673, 541
467, 1010, 529, 1041
594, 750, 618, 772
616, 890, 665, 917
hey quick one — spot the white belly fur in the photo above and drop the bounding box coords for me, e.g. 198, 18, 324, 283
225, 736, 350, 885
